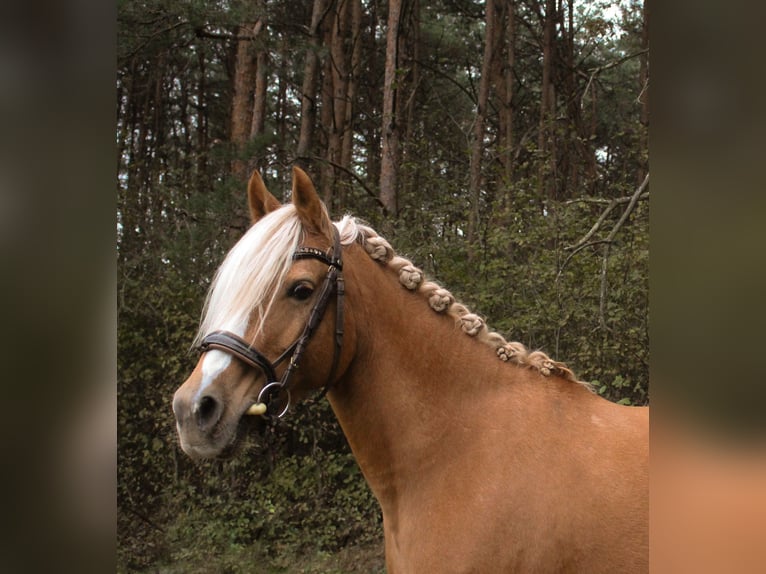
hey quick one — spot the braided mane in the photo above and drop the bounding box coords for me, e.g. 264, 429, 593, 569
197, 203, 587, 388
335, 216, 589, 388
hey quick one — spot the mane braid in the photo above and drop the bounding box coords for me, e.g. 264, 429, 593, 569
334, 216, 591, 389
197, 209, 589, 389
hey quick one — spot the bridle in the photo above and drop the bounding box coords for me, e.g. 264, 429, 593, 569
197, 226, 345, 418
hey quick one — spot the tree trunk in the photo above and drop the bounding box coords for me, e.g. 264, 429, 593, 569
467, 0, 498, 253
250, 50, 267, 141
401, 0, 420, 203
296, 0, 328, 167
538, 0, 556, 199
499, 0, 515, 187
319, 19, 336, 201
275, 36, 289, 188
196, 47, 209, 195
230, 20, 263, 180
322, 0, 351, 205
380, 0, 403, 216
638, 0, 649, 185
364, 2, 381, 190
339, 0, 363, 209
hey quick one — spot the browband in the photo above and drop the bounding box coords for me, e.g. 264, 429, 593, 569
293, 245, 342, 269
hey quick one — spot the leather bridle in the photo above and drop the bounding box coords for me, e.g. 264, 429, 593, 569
197, 226, 345, 418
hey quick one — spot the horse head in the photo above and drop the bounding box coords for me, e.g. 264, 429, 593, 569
172, 167, 350, 459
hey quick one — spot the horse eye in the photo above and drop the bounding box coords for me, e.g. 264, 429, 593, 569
290, 283, 314, 301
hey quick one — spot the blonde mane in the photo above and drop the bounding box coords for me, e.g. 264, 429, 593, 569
197, 207, 585, 386
335, 216, 586, 386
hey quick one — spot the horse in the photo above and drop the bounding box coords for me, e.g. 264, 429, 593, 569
173, 167, 649, 573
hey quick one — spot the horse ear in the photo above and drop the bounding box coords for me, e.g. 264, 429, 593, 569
248, 170, 281, 224
291, 166, 331, 235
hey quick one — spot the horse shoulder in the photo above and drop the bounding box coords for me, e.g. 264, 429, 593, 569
385, 376, 648, 573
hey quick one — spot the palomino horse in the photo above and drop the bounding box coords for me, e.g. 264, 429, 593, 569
173, 167, 649, 573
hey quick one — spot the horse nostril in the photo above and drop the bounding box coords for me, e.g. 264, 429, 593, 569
196, 395, 221, 429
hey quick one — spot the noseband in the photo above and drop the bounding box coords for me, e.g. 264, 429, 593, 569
197, 226, 345, 418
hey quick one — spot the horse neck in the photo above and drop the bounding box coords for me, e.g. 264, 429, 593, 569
327, 245, 527, 503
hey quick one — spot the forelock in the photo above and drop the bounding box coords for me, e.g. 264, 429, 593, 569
195, 205, 303, 345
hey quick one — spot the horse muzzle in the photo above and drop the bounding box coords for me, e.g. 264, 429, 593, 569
172, 371, 263, 460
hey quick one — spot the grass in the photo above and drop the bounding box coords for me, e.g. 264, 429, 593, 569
118, 542, 386, 574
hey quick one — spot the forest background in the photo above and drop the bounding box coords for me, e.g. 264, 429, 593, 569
117, 0, 648, 571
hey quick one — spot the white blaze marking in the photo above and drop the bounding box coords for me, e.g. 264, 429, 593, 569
197, 349, 233, 400
195, 321, 247, 402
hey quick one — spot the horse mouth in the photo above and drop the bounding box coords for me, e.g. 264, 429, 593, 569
214, 408, 266, 460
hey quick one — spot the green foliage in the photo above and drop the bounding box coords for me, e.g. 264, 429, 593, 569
119, 441, 381, 571
118, 0, 648, 570
119, 263, 383, 569
389, 173, 648, 408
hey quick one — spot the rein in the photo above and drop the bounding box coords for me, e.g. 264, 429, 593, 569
197, 226, 345, 418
